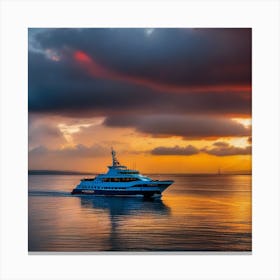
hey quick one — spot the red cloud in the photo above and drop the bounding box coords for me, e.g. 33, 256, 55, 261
74, 51, 92, 63
73, 50, 251, 95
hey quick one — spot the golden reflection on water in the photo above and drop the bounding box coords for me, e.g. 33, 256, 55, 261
28, 175, 251, 251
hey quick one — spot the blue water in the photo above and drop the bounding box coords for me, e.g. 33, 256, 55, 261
28, 174, 251, 252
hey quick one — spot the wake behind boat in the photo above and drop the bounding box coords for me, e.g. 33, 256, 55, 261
71, 149, 173, 198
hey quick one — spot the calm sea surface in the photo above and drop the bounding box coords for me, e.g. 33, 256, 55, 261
28, 174, 251, 252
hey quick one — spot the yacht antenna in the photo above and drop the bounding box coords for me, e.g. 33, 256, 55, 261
111, 147, 120, 166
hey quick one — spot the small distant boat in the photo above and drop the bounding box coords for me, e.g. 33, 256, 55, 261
71, 148, 173, 198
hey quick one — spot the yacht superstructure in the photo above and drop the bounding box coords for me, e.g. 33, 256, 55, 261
71, 149, 173, 198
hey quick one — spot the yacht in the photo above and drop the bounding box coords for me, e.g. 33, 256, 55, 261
71, 149, 173, 198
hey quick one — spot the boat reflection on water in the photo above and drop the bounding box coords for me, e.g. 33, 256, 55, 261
79, 196, 171, 216
78, 196, 171, 251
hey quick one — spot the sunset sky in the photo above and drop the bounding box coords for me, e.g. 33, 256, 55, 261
28, 28, 251, 174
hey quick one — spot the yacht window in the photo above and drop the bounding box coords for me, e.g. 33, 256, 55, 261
102, 177, 139, 182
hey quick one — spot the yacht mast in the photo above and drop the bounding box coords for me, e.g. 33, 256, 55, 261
111, 148, 120, 166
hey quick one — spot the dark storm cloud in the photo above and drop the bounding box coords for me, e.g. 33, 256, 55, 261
202, 142, 252, 156
28, 52, 251, 117
151, 145, 199, 156
104, 115, 251, 139
28, 28, 251, 117
30, 28, 251, 87
29, 70, 251, 116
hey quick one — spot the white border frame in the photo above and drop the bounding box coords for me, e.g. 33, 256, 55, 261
1, 0, 279, 279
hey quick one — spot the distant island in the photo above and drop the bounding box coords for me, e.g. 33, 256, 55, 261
28, 170, 95, 175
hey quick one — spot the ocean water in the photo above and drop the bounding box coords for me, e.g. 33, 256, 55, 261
28, 174, 251, 252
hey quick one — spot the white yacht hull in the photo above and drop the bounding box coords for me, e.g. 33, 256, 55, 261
71, 180, 173, 197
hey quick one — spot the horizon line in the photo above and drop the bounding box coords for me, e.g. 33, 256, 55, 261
28, 169, 252, 175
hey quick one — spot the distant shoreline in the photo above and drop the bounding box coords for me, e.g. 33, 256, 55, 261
28, 170, 94, 175
28, 170, 252, 176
